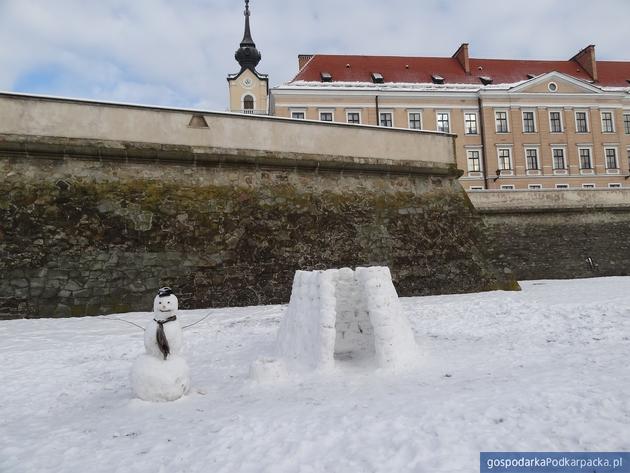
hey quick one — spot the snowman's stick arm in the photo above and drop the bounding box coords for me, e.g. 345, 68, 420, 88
182, 311, 213, 329
102, 317, 146, 332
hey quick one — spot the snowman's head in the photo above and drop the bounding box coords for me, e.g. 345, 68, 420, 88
153, 287, 178, 319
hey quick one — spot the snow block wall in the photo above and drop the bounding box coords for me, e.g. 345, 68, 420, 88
277, 267, 417, 371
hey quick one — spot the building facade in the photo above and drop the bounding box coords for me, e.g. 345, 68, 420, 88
270, 44, 630, 190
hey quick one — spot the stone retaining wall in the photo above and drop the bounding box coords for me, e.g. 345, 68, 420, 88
471, 190, 630, 281
0, 135, 514, 318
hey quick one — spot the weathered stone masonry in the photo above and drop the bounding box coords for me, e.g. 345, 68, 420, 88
470, 190, 630, 281
0, 136, 513, 318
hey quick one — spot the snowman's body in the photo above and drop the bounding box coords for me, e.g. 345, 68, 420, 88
131, 288, 190, 402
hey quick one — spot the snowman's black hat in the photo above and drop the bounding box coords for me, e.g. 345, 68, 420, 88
157, 287, 174, 298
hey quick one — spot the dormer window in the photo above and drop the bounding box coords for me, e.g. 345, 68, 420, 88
527, 73, 536, 79
479, 76, 493, 85
371, 72, 384, 84
320, 72, 332, 82
431, 74, 445, 84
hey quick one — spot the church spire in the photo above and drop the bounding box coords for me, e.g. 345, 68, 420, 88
235, 0, 261, 71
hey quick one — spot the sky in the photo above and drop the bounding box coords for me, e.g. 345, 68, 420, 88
1, 0, 629, 111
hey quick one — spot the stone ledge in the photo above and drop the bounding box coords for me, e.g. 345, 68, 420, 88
0, 133, 458, 177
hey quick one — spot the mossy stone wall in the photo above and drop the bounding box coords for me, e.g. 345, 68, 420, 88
0, 147, 512, 318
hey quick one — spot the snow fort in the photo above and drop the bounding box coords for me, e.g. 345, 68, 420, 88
276, 266, 418, 372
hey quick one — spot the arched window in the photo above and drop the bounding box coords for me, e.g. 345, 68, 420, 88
243, 95, 254, 113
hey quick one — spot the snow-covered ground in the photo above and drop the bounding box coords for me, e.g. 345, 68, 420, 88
1, 277, 629, 473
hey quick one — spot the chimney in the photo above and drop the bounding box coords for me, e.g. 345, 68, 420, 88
570, 45, 598, 82
452, 43, 470, 74
298, 54, 314, 71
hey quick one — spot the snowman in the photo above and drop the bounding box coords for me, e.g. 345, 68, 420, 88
131, 287, 191, 402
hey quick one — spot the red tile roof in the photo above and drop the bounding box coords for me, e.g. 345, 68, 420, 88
291, 54, 630, 87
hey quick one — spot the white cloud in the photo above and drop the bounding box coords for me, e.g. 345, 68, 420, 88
0, 0, 628, 110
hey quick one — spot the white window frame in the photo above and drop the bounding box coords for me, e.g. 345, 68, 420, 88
494, 109, 510, 133
608, 183, 622, 188
574, 110, 590, 133
466, 149, 482, 172
464, 111, 479, 135
497, 147, 512, 171
582, 183, 596, 189
521, 110, 537, 133
524, 147, 540, 171
604, 146, 619, 170
379, 110, 394, 127
345, 109, 362, 125
436, 111, 451, 133
555, 184, 570, 189
528, 184, 543, 190
469, 186, 484, 191
500, 185, 515, 191
407, 110, 422, 130
548, 110, 564, 133
551, 146, 568, 171
318, 109, 335, 122
600, 111, 615, 133
577, 146, 593, 170
241, 93, 256, 112
623, 113, 630, 135
290, 108, 306, 120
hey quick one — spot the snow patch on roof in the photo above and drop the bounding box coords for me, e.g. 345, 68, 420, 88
277, 80, 531, 92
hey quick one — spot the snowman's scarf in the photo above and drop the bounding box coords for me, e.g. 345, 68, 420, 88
154, 315, 177, 360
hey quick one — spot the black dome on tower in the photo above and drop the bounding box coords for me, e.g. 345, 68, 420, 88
235, 0, 261, 72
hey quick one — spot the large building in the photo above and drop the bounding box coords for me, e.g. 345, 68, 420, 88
270, 44, 630, 190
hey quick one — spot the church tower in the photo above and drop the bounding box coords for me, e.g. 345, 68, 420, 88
227, 0, 269, 114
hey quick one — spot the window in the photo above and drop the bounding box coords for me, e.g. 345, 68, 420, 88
601, 112, 615, 133
522, 111, 536, 133
525, 149, 539, 170
549, 111, 563, 133
379, 112, 393, 127
243, 95, 254, 111
609, 183, 622, 188
291, 111, 305, 120
319, 111, 333, 122
495, 111, 509, 133
436, 112, 450, 133
579, 148, 592, 169
467, 150, 481, 172
605, 148, 618, 169
498, 148, 512, 170
500, 185, 515, 190
575, 111, 589, 133
469, 186, 483, 191
464, 112, 478, 134
552, 148, 566, 169
528, 184, 543, 190
371, 72, 384, 84
408, 112, 422, 130
555, 184, 569, 189
582, 184, 595, 188
347, 112, 361, 124
624, 114, 630, 134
